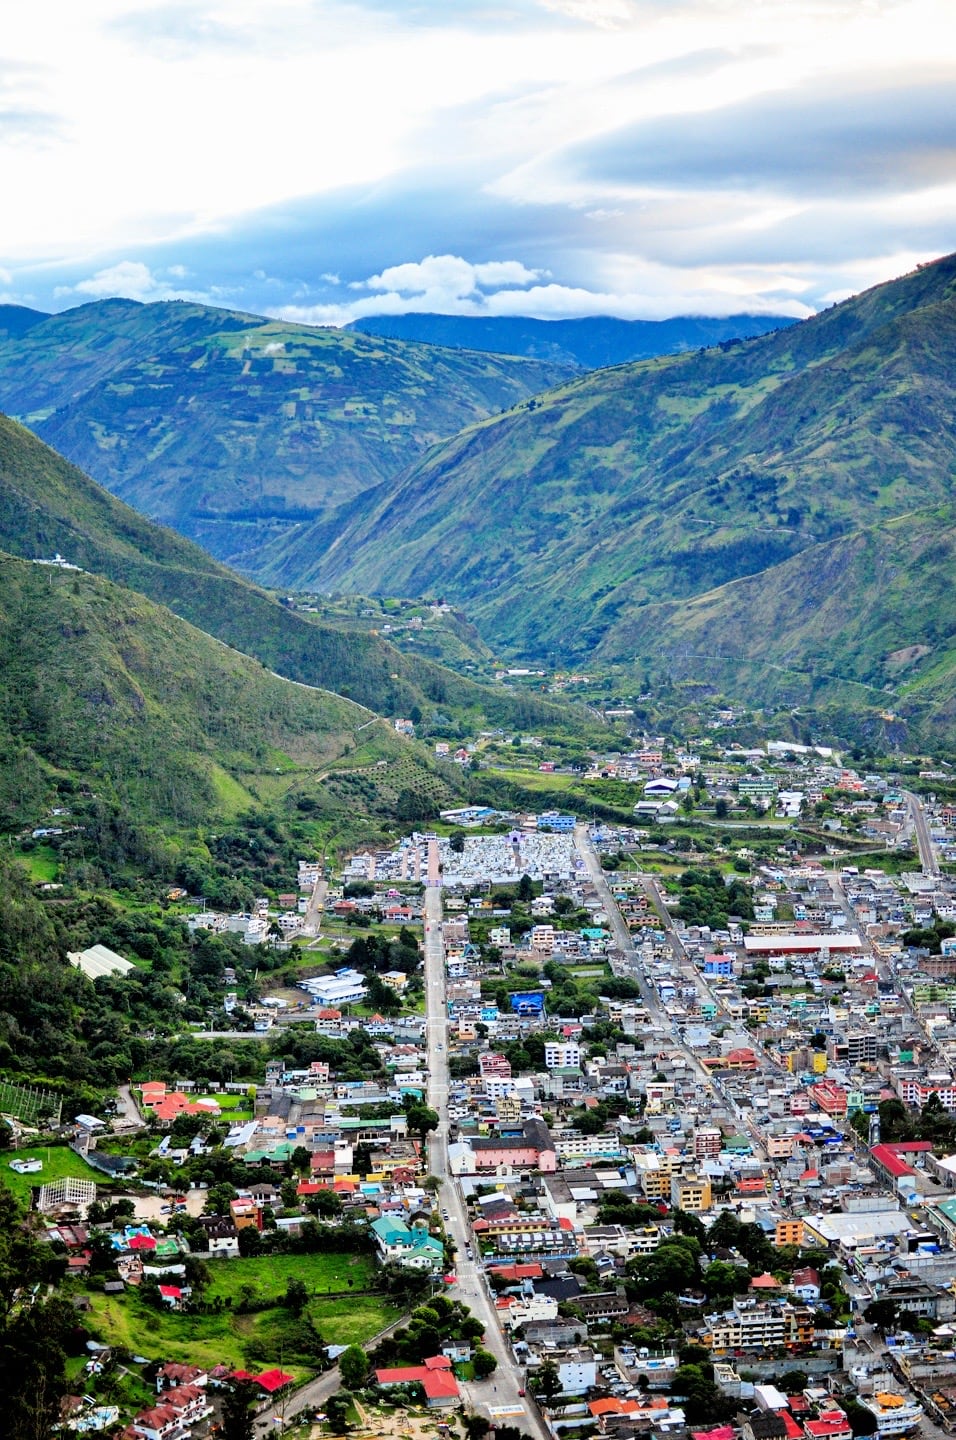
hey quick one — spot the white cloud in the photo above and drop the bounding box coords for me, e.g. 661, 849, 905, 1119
272, 250, 814, 327
355, 254, 544, 306
74, 261, 163, 298
68, 259, 211, 304
472, 260, 543, 287
1, 0, 954, 319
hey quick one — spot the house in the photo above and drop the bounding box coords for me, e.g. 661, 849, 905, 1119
791, 1267, 821, 1303
375, 1356, 460, 1407
370, 1216, 444, 1272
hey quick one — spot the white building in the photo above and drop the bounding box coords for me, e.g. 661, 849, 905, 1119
545, 1040, 583, 1070
859, 1394, 923, 1435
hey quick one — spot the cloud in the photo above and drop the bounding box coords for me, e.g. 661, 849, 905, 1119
356, 253, 544, 302
66, 260, 212, 303
561, 71, 956, 200
273, 249, 814, 327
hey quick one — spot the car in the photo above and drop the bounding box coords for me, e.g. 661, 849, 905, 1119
518, 1388, 526, 1396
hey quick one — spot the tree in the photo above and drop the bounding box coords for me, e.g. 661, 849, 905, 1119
517, 873, 534, 902
702, 1262, 742, 1305
237, 1225, 262, 1257
473, 1348, 497, 1379
673, 1210, 706, 1244
672, 1363, 736, 1426
220, 1380, 258, 1440
325, 1394, 351, 1434
534, 1358, 560, 1399
339, 1343, 369, 1390
714, 798, 729, 820
405, 1101, 439, 1147
284, 1277, 309, 1313
863, 1297, 898, 1331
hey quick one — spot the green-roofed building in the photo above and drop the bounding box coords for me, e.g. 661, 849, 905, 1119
371, 1215, 444, 1272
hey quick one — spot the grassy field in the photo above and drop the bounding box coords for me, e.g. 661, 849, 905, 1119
85, 1251, 398, 1376
11, 844, 59, 881
3, 1143, 100, 1204
205, 1251, 377, 1303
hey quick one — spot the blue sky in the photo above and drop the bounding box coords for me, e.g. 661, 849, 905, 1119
2, 0, 954, 322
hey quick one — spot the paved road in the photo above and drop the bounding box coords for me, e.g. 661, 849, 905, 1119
112, 1083, 146, 1133
255, 1312, 413, 1429
302, 876, 328, 937
574, 824, 667, 1024
423, 885, 547, 1439
904, 789, 940, 877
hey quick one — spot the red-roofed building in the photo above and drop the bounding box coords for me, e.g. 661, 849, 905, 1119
692, 1427, 736, 1440
375, 1357, 459, 1408
804, 1412, 852, 1440
782, 1413, 803, 1439
750, 1272, 781, 1291
487, 1262, 543, 1281
808, 1080, 848, 1116
254, 1369, 294, 1393
870, 1141, 933, 1180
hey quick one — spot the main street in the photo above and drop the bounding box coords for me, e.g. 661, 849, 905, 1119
904, 789, 940, 877
423, 873, 550, 1440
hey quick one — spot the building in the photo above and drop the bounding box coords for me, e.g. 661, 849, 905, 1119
545, 1040, 583, 1070
858, 1394, 923, 1435
370, 1216, 445, 1272
671, 1172, 712, 1213
375, 1357, 460, 1408
694, 1127, 723, 1160
37, 1177, 96, 1215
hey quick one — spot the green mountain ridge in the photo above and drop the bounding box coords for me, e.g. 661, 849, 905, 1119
0, 297, 569, 569
0, 551, 377, 834
260, 254, 956, 741
0, 413, 583, 739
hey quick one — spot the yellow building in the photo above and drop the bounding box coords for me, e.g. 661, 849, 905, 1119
670, 1172, 712, 1213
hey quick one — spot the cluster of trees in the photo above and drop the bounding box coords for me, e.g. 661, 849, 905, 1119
866, 1094, 956, 1149
371, 1294, 489, 1369
0, 1185, 86, 1440
675, 866, 755, 928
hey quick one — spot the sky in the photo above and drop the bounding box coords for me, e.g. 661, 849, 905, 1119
2, 0, 955, 325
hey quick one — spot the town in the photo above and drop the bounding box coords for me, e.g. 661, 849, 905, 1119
11, 736, 956, 1440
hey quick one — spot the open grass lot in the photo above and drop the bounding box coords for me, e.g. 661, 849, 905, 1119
205, 1251, 377, 1304
11, 844, 60, 881
3, 1143, 100, 1204
85, 1251, 398, 1376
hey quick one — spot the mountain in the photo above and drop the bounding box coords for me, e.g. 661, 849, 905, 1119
0, 412, 580, 739
0, 298, 569, 569
0, 304, 48, 340
0, 551, 375, 834
347, 312, 798, 369
595, 504, 956, 740
261, 255, 956, 739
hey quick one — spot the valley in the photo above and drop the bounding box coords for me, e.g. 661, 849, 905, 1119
3, 257, 956, 1440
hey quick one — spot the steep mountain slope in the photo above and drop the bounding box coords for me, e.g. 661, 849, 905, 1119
269, 255, 956, 663
0, 552, 370, 833
0, 304, 48, 340
348, 312, 797, 369
0, 299, 569, 568
594, 506, 956, 741
0, 413, 582, 736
